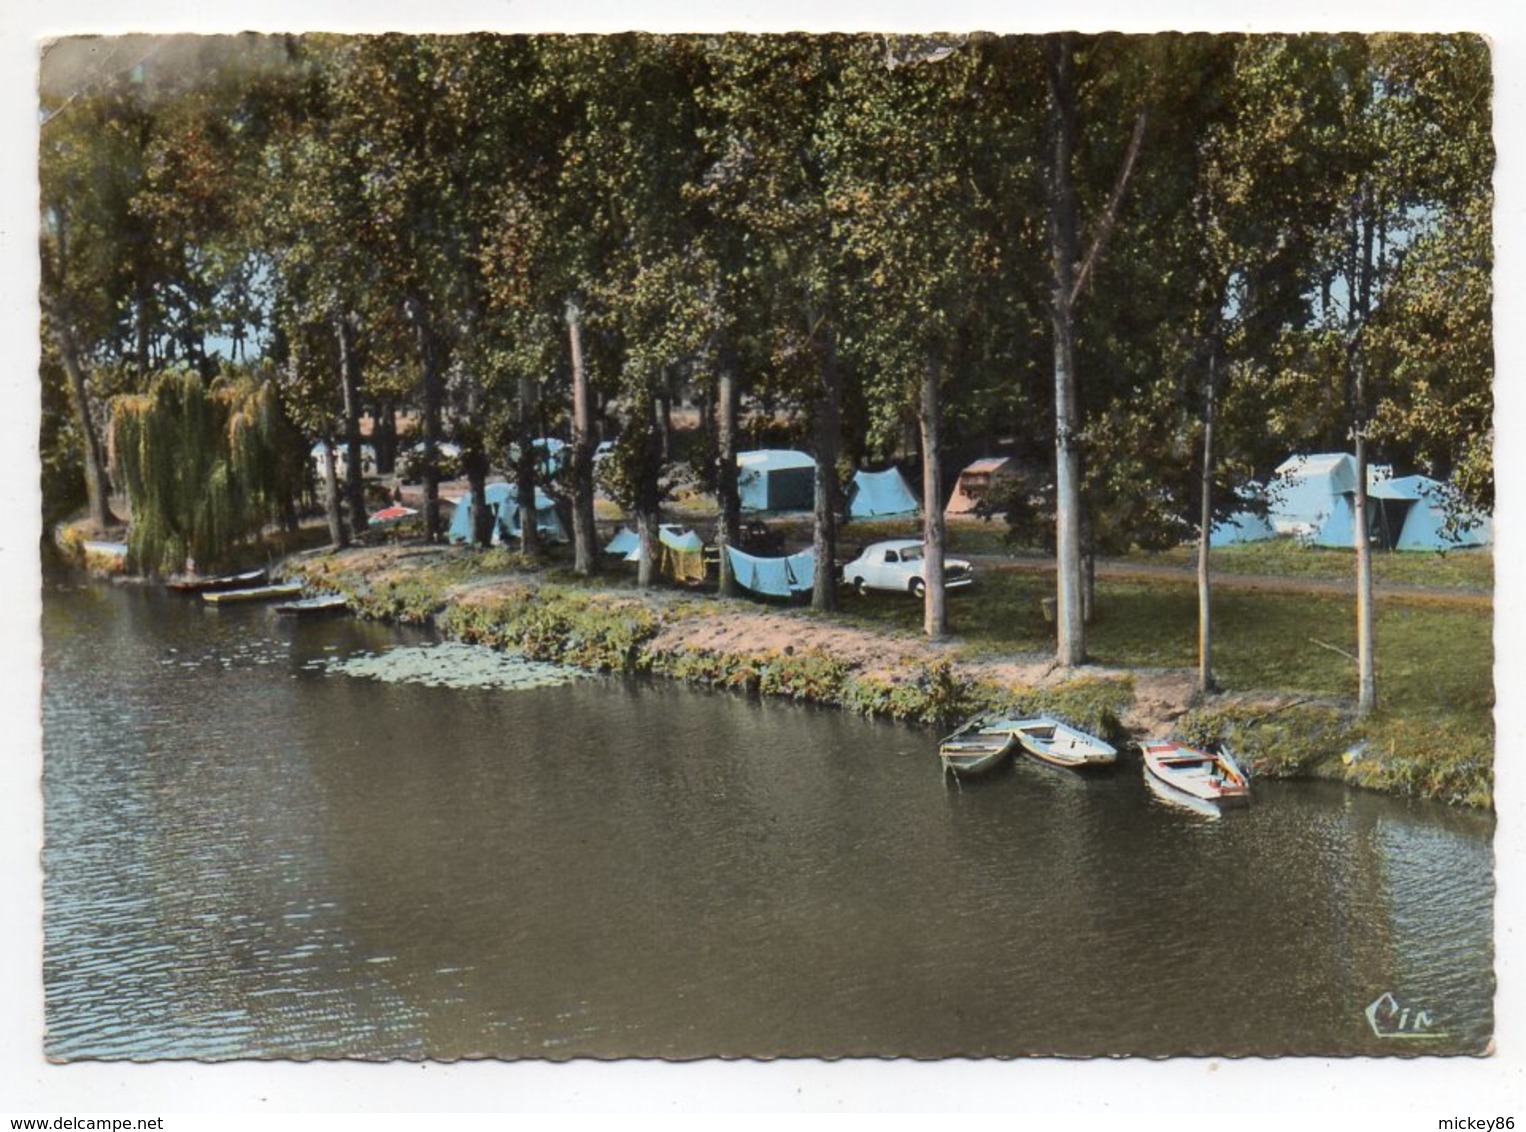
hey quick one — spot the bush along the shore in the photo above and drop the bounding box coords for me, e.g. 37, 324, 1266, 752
283, 548, 1489, 808
443, 588, 661, 673
1177, 700, 1493, 809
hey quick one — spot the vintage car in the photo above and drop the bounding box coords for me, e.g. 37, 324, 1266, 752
839, 539, 974, 597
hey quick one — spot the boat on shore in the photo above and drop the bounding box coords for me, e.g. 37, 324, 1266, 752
202, 582, 304, 605
168, 568, 268, 594
273, 593, 349, 616
1141, 740, 1250, 808
981, 717, 1118, 771
937, 720, 1017, 778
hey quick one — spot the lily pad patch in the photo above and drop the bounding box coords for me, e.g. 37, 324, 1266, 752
309, 641, 584, 690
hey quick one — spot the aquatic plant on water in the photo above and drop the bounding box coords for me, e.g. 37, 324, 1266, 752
311, 641, 584, 691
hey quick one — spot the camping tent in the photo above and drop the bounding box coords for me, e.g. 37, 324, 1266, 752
605, 525, 704, 561
310, 441, 378, 483
1388, 476, 1492, 550
1314, 474, 1491, 551
737, 450, 816, 512
847, 467, 919, 519
945, 457, 1015, 517
1268, 453, 1357, 536
1210, 509, 1277, 547
447, 482, 566, 544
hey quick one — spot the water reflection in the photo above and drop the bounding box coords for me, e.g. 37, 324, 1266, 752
42, 581, 1493, 1059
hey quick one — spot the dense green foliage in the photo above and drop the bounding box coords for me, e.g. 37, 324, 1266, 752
41, 33, 1492, 713
109, 368, 300, 574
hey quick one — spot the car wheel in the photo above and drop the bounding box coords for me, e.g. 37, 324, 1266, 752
910, 578, 926, 599
854, 576, 868, 597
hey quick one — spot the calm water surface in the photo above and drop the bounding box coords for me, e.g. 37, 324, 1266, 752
42, 577, 1494, 1058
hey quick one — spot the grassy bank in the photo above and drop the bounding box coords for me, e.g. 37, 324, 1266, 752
285, 538, 1493, 809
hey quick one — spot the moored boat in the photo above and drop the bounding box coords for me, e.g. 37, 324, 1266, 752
168, 568, 268, 594
937, 722, 1017, 778
202, 582, 304, 605
983, 717, 1118, 770
272, 593, 349, 616
1140, 739, 1251, 807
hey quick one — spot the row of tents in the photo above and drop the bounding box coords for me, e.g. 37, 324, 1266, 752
442, 447, 1488, 557
1212, 453, 1491, 552
736, 448, 997, 519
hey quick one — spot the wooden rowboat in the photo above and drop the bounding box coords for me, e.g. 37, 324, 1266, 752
202, 582, 304, 605
982, 717, 1118, 771
167, 568, 267, 594
1141, 740, 1250, 807
273, 594, 349, 616
938, 722, 1017, 778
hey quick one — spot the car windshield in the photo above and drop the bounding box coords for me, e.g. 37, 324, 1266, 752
897, 545, 923, 562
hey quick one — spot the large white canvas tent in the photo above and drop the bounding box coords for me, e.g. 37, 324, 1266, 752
447, 482, 566, 544
1314, 473, 1491, 551
737, 449, 816, 512
1268, 453, 1356, 536
847, 467, 919, 519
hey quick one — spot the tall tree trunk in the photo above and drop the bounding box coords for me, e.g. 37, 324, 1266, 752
375, 400, 397, 476
566, 298, 598, 575
635, 502, 659, 589
1352, 201, 1378, 717
406, 297, 444, 543
336, 313, 368, 539
919, 353, 947, 639
49, 317, 115, 530
466, 451, 492, 548
1045, 35, 1086, 667
516, 374, 541, 558
715, 342, 741, 598
320, 437, 346, 550
811, 322, 841, 612
1197, 344, 1218, 698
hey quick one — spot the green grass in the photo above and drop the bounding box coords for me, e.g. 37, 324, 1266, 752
836, 570, 1492, 711
1134, 538, 1492, 590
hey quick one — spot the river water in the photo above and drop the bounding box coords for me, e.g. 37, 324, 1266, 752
41, 576, 1494, 1059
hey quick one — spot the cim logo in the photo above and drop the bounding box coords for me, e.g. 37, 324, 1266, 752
1365, 991, 1449, 1040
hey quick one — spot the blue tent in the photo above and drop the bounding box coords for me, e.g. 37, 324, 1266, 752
1314, 474, 1491, 551
847, 467, 919, 519
448, 483, 566, 544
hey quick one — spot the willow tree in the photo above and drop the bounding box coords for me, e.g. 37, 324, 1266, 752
111, 369, 299, 576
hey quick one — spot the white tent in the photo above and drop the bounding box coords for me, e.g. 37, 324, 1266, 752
737, 449, 816, 512
847, 467, 919, 519
448, 482, 566, 544
310, 441, 377, 482
1268, 453, 1356, 536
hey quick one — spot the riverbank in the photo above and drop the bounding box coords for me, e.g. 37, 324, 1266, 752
277, 539, 1493, 809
